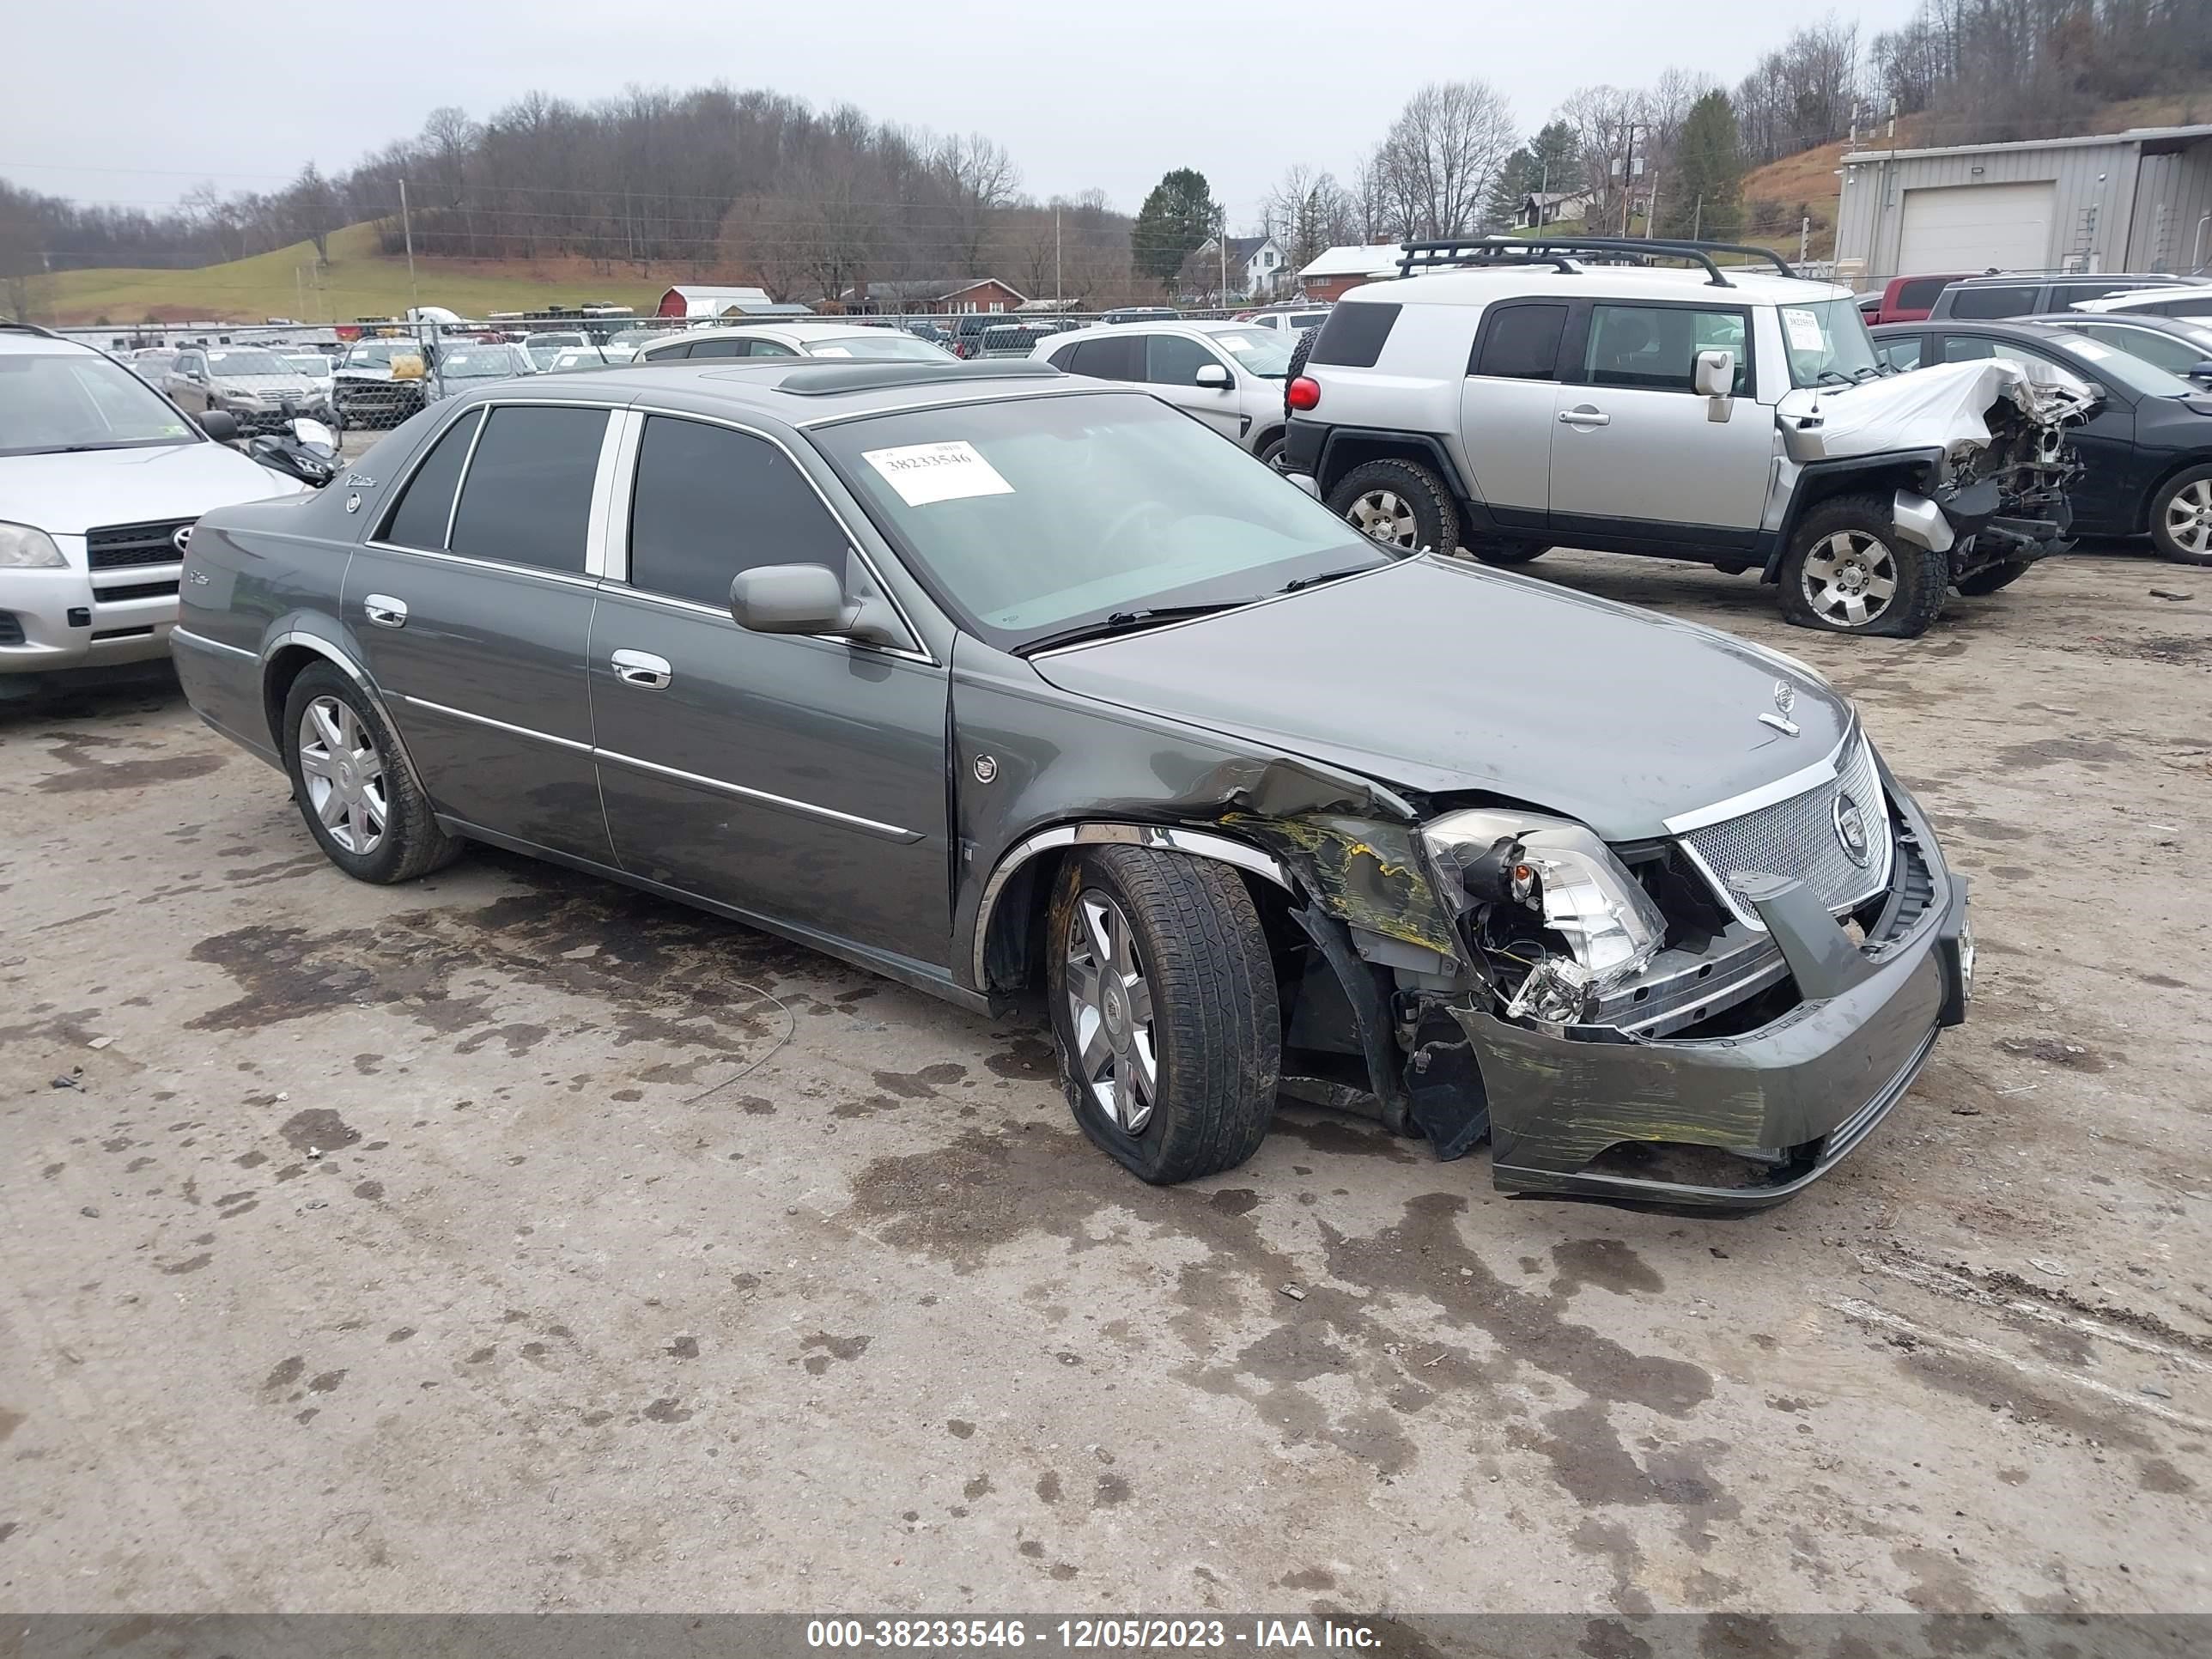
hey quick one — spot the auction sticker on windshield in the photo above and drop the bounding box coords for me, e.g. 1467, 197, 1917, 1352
863, 440, 1015, 507
1781, 308, 1826, 352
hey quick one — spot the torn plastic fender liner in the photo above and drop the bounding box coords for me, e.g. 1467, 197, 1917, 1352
1452, 868, 1960, 1201
1221, 811, 1461, 958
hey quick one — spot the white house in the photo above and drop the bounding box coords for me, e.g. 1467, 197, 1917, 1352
1183, 234, 1288, 301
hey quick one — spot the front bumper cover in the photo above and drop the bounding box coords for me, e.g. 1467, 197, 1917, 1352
1448, 794, 1969, 1210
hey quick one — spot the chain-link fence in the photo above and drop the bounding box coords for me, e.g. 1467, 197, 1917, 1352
48, 301, 1327, 433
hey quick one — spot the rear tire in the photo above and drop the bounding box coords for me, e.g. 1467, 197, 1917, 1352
281, 663, 461, 884
1046, 846, 1279, 1185
1779, 492, 1948, 637
1955, 559, 2032, 596
1327, 459, 1461, 555
2148, 464, 2212, 565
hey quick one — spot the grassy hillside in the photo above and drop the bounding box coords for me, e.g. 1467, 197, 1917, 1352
22, 222, 676, 325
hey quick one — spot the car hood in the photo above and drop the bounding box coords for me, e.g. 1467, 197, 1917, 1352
3, 441, 302, 538
215, 374, 316, 394
1029, 556, 1851, 842
1778, 359, 2094, 460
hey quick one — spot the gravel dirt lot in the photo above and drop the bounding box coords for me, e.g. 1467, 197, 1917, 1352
2, 544, 2208, 1619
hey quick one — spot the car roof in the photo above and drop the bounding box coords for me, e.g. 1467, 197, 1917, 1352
0, 325, 95, 356
2069, 283, 2212, 313
2029, 310, 2212, 333
1949, 270, 2192, 289
1344, 264, 1850, 307
1038, 318, 1253, 345
424, 357, 1104, 427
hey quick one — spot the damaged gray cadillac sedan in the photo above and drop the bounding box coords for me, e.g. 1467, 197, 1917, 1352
171, 359, 1972, 1208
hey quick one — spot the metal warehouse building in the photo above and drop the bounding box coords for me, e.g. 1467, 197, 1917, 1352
1834, 125, 2212, 281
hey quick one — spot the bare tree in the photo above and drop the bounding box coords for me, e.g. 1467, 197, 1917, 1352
1369, 81, 1518, 241
1262, 165, 1358, 270
936, 132, 1021, 275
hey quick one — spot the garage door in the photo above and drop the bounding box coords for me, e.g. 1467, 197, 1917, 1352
1897, 181, 2056, 272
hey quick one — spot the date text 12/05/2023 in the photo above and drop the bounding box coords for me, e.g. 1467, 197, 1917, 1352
804, 1619, 1387, 1650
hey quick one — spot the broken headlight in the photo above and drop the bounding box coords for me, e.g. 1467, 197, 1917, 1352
1422, 809, 1668, 1022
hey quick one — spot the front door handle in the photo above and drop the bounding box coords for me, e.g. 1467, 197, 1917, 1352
1558, 406, 1611, 428
363, 593, 408, 628
611, 649, 672, 690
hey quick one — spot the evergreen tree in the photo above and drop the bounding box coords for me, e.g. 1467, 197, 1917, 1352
1659, 92, 1744, 240
1131, 168, 1220, 290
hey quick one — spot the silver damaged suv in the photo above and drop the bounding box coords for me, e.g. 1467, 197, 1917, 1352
1282, 238, 2091, 637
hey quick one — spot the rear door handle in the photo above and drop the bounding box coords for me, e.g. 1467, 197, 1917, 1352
363, 593, 408, 628
1558, 407, 1611, 428
611, 649, 672, 690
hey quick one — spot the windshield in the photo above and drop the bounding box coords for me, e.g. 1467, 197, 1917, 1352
805, 333, 951, 361
815, 392, 1384, 651
440, 346, 528, 378
1206, 327, 1296, 378
206, 349, 296, 379
0, 351, 202, 457
345, 341, 424, 368
283, 355, 331, 375
1779, 297, 1884, 387
2043, 332, 2206, 400
607, 330, 661, 349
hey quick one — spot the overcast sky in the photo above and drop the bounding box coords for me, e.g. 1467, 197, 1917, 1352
5, 0, 1927, 227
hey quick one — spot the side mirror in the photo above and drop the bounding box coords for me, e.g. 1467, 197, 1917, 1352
1692, 349, 1735, 400
1194, 362, 1233, 390
729, 563, 902, 647
2190, 360, 2212, 380
197, 410, 240, 442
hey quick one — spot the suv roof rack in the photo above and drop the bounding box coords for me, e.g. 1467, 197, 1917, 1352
1395, 237, 1795, 288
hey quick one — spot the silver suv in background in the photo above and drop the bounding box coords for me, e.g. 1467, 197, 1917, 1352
1038, 319, 1297, 464
1282, 237, 2089, 637
163, 344, 330, 431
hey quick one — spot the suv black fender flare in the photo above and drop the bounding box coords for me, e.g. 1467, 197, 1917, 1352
1764, 447, 1944, 583
1297, 424, 1475, 507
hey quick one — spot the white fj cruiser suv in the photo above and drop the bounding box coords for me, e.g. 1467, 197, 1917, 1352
1281, 238, 2087, 637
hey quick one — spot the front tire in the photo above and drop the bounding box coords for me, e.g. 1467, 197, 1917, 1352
2149, 465, 2212, 565
1779, 493, 1948, 637
1327, 459, 1461, 555
1046, 846, 1279, 1185
281, 663, 461, 884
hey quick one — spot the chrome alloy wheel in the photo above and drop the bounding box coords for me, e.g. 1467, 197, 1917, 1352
297, 695, 388, 855
1347, 489, 1420, 549
1801, 530, 1899, 628
2163, 477, 2212, 558
1065, 890, 1158, 1135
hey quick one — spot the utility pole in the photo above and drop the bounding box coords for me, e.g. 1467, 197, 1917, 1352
399, 179, 420, 316
1054, 205, 1062, 307
1218, 211, 1228, 309
295, 265, 305, 323
1692, 195, 1704, 240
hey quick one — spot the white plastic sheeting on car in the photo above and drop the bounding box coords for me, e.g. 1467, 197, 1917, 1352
1780, 359, 2095, 460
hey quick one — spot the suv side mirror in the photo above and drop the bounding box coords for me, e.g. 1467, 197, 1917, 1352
2190, 360, 2212, 381
1194, 362, 1232, 390
197, 410, 240, 442
730, 563, 902, 647
1692, 349, 1735, 400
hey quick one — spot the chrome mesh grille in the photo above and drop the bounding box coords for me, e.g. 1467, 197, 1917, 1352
1680, 738, 1892, 921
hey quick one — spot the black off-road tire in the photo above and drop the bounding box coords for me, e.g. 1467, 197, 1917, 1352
2148, 463, 2212, 565
1327, 458, 1462, 555
1778, 491, 1948, 638
1046, 846, 1280, 1185
1282, 325, 1320, 419
281, 663, 462, 884
1955, 559, 2033, 596
1471, 540, 1550, 566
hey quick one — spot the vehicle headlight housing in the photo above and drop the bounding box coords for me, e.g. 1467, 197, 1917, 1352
1421, 807, 1668, 1010
0, 521, 67, 568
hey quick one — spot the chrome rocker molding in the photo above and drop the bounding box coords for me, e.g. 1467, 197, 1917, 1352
971, 823, 1295, 988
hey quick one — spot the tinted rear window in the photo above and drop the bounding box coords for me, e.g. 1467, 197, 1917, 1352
1066, 336, 1143, 380
1309, 302, 1401, 368
1947, 284, 2039, 319
447, 405, 609, 574
380, 409, 482, 550
1472, 302, 1567, 380
1895, 277, 1950, 308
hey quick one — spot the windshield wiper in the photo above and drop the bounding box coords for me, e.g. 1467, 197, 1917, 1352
1280, 564, 1382, 592
1017, 599, 1259, 655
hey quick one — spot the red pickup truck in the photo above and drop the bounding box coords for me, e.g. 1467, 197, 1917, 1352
1863, 272, 1980, 325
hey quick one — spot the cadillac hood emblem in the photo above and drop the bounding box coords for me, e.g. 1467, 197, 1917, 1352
1758, 679, 1800, 737
1832, 792, 1873, 867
